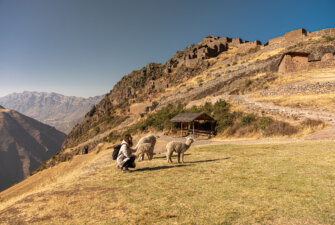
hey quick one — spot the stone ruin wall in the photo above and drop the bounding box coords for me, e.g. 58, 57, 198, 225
285, 28, 307, 42
279, 53, 335, 74
269, 28, 335, 46
269, 28, 307, 45
278, 54, 309, 74
236, 40, 262, 54
309, 53, 335, 69
259, 82, 335, 97
268, 36, 285, 45
231, 38, 243, 46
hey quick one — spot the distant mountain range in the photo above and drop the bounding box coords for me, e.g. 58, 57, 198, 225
0, 106, 66, 191
0, 91, 103, 133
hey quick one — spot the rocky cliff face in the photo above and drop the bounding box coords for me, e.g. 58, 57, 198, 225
0, 107, 66, 191
0, 92, 103, 134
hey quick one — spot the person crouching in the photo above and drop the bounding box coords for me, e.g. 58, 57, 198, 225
117, 134, 136, 173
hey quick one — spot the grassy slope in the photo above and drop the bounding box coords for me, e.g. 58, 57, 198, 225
251, 67, 335, 115
253, 93, 335, 113
1, 141, 335, 224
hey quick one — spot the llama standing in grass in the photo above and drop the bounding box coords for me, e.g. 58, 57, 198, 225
135, 135, 157, 161
166, 137, 194, 163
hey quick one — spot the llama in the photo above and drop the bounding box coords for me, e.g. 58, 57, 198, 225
135, 135, 157, 161
166, 137, 194, 163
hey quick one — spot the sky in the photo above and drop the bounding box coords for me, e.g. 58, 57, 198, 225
0, 0, 334, 98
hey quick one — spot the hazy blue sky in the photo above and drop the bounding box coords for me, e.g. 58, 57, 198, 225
0, 0, 334, 98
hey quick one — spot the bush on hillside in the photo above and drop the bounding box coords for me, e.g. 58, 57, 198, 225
107, 100, 305, 141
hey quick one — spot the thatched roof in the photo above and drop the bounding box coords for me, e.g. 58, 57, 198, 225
170, 113, 214, 123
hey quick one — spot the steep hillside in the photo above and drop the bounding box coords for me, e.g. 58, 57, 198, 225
63, 28, 335, 149
0, 107, 66, 191
0, 92, 103, 133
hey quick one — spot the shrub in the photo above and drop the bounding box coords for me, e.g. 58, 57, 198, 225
94, 126, 100, 134
323, 35, 333, 42
135, 103, 185, 131
258, 116, 272, 130
88, 105, 96, 117
212, 100, 235, 132
108, 132, 122, 143
301, 119, 324, 128
241, 114, 256, 126
245, 80, 253, 87
264, 121, 298, 136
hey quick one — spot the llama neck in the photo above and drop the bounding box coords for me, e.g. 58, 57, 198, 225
185, 141, 193, 147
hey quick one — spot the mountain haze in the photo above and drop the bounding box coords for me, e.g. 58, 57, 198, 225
0, 106, 66, 191
0, 92, 103, 133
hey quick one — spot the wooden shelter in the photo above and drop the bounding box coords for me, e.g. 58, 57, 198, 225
170, 112, 215, 137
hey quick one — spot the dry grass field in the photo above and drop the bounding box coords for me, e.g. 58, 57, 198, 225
267, 68, 335, 88
1, 141, 335, 224
253, 93, 335, 113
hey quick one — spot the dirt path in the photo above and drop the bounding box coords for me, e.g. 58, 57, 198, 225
224, 95, 335, 125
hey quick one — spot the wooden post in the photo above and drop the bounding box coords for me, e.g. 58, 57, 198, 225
181, 122, 183, 137
193, 121, 195, 137
171, 122, 173, 133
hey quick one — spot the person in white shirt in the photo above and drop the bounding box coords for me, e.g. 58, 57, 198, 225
116, 134, 137, 172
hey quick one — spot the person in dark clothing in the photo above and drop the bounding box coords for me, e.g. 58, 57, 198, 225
84, 145, 89, 154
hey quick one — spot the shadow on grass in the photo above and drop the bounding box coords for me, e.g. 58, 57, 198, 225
186, 157, 230, 164
153, 153, 191, 159
135, 164, 190, 172
135, 157, 230, 172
